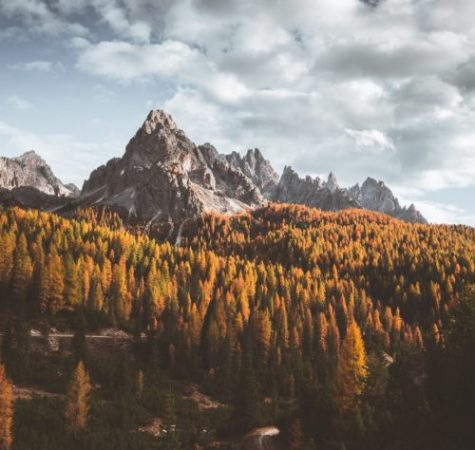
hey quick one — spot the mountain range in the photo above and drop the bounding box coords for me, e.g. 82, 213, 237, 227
0, 110, 426, 225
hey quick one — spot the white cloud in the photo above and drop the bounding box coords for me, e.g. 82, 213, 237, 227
0, 0, 88, 37
76, 39, 249, 102
6, 95, 33, 111
346, 129, 395, 153
0, 120, 121, 186
9, 60, 64, 73
408, 200, 475, 226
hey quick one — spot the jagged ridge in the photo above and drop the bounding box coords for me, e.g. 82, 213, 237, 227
0, 110, 427, 225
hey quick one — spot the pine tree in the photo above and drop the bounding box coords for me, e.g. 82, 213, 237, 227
334, 321, 367, 416
232, 347, 262, 432
65, 361, 92, 432
0, 363, 13, 450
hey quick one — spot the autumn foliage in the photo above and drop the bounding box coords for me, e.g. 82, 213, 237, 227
0, 203, 474, 446
65, 361, 92, 432
0, 363, 13, 450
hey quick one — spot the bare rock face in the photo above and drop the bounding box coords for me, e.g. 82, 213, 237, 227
80, 110, 266, 223
272, 168, 427, 223
272, 167, 359, 211
0, 151, 79, 197
347, 177, 428, 223
225, 148, 279, 196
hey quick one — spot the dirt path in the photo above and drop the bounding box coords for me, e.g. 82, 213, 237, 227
182, 384, 225, 411
13, 385, 62, 401
241, 427, 280, 450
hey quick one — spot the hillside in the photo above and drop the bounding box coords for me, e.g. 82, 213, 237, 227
0, 204, 474, 448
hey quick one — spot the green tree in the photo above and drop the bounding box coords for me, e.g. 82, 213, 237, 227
232, 347, 262, 433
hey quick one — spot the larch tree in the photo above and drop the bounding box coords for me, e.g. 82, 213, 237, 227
334, 320, 368, 417
0, 363, 13, 450
11, 233, 33, 312
65, 361, 92, 432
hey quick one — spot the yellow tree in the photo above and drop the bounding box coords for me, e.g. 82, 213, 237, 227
65, 361, 92, 432
334, 321, 368, 416
0, 363, 13, 450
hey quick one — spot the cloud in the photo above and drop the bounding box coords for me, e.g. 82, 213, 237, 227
1, 0, 475, 224
9, 60, 64, 73
0, 120, 121, 186
404, 200, 475, 226
0, 0, 88, 37
76, 39, 249, 102
6, 95, 33, 111
346, 129, 394, 153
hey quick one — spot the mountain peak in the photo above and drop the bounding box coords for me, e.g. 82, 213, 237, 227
0, 151, 77, 197
82, 110, 267, 222
141, 109, 178, 135
16, 150, 45, 163
326, 172, 339, 192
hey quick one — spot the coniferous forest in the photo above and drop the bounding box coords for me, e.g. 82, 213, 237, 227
0, 204, 475, 449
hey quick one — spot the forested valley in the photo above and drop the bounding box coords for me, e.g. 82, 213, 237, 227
0, 204, 474, 450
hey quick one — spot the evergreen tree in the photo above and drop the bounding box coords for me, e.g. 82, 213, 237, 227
232, 346, 262, 432
65, 361, 92, 432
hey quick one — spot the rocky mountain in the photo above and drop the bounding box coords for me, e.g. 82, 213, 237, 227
0, 151, 79, 197
272, 167, 360, 211
225, 148, 279, 196
272, 168, 427, 223
80, 110, 266, 223
347, 177, 427, 223
0, 110, 427, 225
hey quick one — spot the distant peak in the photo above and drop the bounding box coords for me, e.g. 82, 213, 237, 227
282, 165, 298, 176
326, 172, 339, 192
141, 109, 178, 135
246, 148, 264, 159
362, 176, 379, 186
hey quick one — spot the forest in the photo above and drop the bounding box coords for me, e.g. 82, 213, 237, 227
0, 203, 474, 449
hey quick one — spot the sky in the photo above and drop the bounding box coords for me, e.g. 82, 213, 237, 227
0, 0, 475, 225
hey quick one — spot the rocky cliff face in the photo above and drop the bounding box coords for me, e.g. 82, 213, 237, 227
272, 167, 359, 211
225, 148, 279, 196
272, 168, 427, 223
80, 110, 266, 223
0, 151, 79, 197
347, 177, 427, 223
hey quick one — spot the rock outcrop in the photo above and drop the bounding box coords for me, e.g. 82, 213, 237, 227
225, 148, 279, 196
347, 177, 427, 223
273, 168, 427, 223
272, 167, 359, 211
0, 151, 79, 197
80, 110, 266, 223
